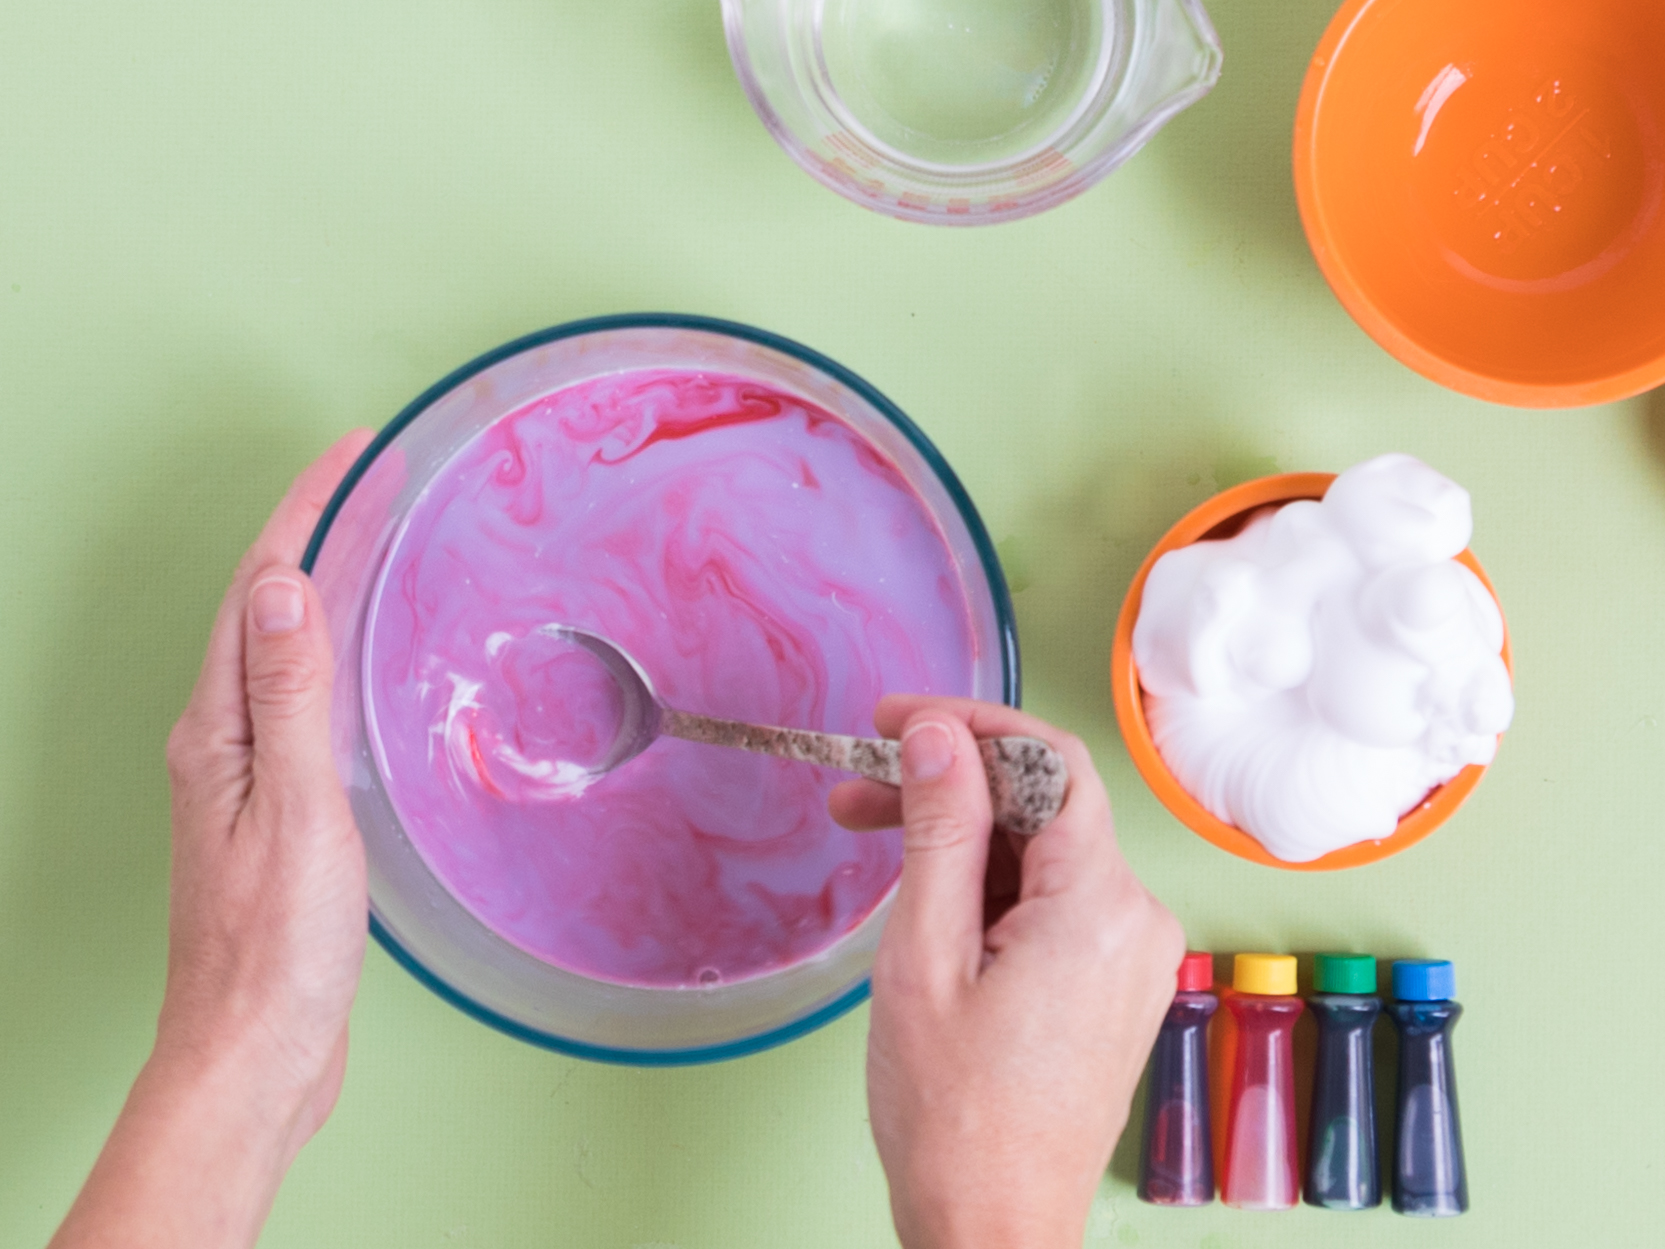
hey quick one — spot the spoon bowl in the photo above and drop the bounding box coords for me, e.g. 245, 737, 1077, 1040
534, 625, 666, 776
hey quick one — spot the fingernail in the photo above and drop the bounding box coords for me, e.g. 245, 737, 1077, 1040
251, 576, 306, 634
901, 722, 955, 783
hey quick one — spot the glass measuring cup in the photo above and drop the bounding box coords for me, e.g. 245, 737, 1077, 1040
723, 0, 1222, 224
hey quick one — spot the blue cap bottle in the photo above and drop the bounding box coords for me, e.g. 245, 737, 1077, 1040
1389, 959, 1467, 1217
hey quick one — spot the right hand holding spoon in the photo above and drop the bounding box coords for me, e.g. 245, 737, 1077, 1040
830, 695, 1185, 1249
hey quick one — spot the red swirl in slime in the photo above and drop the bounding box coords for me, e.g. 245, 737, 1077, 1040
364, 370, 978, 987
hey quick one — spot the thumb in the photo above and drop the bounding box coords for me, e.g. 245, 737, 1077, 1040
243, 566, 338, 817
887, 712, 994, 990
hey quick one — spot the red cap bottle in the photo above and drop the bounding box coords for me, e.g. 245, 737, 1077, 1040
1176, 950, 1215, 993
1138, 951, 1218, 1206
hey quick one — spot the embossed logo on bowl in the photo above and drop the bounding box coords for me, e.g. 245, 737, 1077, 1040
1454, 77, 1612, 255
1414, 60, 1653, 289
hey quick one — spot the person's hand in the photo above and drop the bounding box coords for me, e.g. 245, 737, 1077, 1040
52, 429, 373, 1249
157, 427, 375, 1142
830, 696, 1184, 1249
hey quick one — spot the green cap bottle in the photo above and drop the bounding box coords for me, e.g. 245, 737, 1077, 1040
1313, 952, 1377, 995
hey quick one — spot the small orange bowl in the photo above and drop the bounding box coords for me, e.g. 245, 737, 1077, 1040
1110, 473, 1512, 871
1295, 0, 1665, 407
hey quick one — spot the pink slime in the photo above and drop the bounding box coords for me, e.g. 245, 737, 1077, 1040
364, 369, 979, 988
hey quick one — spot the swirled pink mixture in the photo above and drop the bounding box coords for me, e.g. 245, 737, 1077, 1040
364, 369, 979, 987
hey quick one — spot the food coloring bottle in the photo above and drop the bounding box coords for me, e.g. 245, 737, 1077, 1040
1389, 959, 1467, 1217
1220, 954, 1303, 1210
1138, 951, 1217, 1206
1304, 953, 1382, 1210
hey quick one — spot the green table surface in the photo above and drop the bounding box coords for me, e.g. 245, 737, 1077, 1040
4, 1, 1662, 1245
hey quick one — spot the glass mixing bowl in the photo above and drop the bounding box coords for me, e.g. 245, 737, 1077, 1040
723, 0, 1222, 224
302, 314, 1018, 1064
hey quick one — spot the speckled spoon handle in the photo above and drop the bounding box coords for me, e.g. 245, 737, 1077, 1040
659, 709, 1069, 835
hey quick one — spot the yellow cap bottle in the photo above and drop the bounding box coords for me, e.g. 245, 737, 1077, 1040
1233, 953, 1297, 996
1221, 953, 1305, 1209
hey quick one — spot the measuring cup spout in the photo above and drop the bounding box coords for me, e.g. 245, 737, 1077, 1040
1120, 0, 1223, 149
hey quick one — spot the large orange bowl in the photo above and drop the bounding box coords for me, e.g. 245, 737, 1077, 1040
1110, 473, 1512, 871
1295, 0, 1665, 407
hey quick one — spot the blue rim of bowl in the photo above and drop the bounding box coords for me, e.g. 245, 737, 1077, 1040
301, 312, 1020, 1065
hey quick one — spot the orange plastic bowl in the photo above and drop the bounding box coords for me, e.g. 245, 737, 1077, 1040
1110, 474, 1512, 871
1295, 0, 1665, 408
